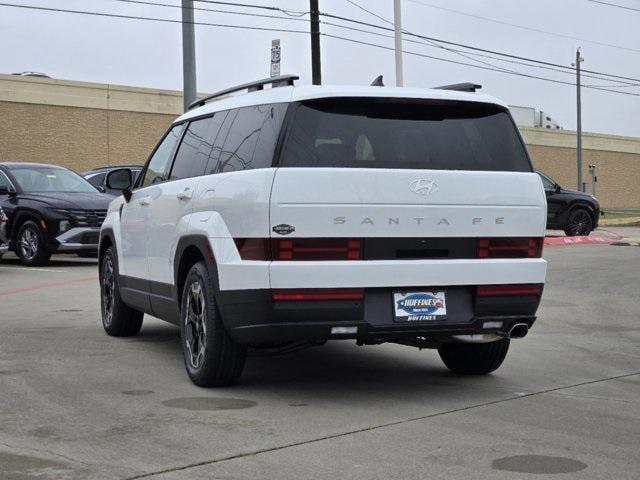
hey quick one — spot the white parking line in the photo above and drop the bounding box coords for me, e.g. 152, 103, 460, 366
13, 267, 69, 273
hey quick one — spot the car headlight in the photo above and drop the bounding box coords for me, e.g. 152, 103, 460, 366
59, 220, 71, 233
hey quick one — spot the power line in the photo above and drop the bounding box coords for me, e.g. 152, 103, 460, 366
111, 0, 309, 23
0, 2, 310, 34
341, 0, 639, 87
321, 19, 640, 87
106, 0, 634, 87
343, 0, 522, 76
192, 0, 308, 16
318, 10, 640, 84
406, 0, 640, 54
322, 32, 640, 97
587, 0, 640, 13
2, 1, 639, 97
113, 0, 640, 88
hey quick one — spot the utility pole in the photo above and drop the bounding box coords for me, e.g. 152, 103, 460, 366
182, 0, 197, 111
394, 0, 404, 87
309, 0, 321, 85
573, 48, 584, 191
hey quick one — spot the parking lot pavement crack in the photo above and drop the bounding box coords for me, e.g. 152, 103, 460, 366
123, 371, 640, 480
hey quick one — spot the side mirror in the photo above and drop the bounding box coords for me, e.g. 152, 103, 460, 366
0, 185, 16, 196
106, 168, 132, 190
106, 168, 133, 202
555, 184, 561, 193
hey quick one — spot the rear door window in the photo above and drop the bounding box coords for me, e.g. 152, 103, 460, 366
279, 99, 531, 172
213, 104, 286, 173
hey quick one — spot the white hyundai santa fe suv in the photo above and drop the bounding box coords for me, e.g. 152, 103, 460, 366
99, 75, 547, 387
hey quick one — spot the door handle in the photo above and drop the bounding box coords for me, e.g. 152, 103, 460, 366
177, 188, 193, 201
138, 197, 151, 207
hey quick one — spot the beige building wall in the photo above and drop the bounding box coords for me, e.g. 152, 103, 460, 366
0, 74, 180, 172
0, 102, 175, 172
1, 74, 639, 209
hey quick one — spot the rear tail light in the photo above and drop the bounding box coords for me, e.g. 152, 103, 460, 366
234, 238, 271, 260
272, 288, 364, 301
477, 237, 543, 258
235, 238, 362, 260
477, 284, 543, 297
272, 238, 362, 261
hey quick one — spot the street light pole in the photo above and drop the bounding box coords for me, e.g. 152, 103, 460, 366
393, 0, 404, 87
182, 0, 197, 111
573, 48, 584, 191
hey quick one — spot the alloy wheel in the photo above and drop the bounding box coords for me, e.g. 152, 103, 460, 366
569, 211, 591, 236
19, 227, 39, 261
185, 281, 207, 369
102, 256, 115, 327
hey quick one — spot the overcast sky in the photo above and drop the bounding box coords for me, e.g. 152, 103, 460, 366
1, 0, 639, 136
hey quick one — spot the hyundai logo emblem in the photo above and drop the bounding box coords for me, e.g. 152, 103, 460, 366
410, 179, 438, 195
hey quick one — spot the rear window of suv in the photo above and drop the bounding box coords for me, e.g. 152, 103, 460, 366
279, 98, 531, 172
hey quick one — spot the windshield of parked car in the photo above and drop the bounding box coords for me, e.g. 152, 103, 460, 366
280, 98, 532, 172
10, 166, 98, 193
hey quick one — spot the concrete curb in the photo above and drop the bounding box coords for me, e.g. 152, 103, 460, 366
544, 236, 617, 246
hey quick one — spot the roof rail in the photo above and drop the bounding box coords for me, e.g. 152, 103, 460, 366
433, 82, 482, 93
188, 74, 299, 110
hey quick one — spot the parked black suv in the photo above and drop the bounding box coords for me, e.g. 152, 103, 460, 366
0, 207, 8, 261
0, 162, 113, 265
537, 170, 600, 236
83, 165, 143, 196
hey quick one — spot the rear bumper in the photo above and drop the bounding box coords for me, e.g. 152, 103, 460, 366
53, 227, 100, 252
218, 286, 541, 344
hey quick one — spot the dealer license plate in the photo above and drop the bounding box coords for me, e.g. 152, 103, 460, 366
393, 291, 447, 322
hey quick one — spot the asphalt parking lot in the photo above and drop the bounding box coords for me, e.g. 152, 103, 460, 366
1, 244, 639, 479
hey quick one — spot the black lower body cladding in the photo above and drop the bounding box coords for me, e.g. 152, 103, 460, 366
217, 286, 540, 345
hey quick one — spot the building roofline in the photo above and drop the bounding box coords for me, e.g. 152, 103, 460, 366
1, 73, 638, 154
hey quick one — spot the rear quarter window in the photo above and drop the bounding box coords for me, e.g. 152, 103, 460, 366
214, 104, 287, 173
279, 98, 532, 172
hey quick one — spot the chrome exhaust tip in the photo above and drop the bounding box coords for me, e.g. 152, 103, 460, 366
508, 323, 529, 339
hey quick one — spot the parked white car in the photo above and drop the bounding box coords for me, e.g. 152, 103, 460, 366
99, 75, 547, 387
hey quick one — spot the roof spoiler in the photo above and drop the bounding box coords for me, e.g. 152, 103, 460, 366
433, 82, 482, 92
188, 74, 299, 110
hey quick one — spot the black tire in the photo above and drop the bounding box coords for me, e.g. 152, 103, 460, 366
180, 261, 247, 387
564, 208, 593, 236
100, 246, 143, 337
16, 220, 51, 266
438, 338, 510, 375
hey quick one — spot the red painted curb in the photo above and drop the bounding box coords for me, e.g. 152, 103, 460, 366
544, 236, 616, 246
0, 275, 97, 298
